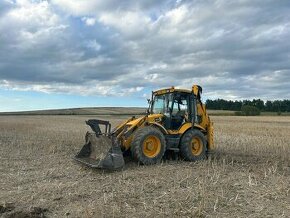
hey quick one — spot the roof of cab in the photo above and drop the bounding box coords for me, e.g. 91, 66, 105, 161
153, 87, 192, 95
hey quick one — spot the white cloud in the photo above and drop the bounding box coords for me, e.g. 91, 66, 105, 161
99, 11, 152, 39
85, 40, 101, 51
0, 79, 144, 97
51, 0, 169, 16
82, 17, 96, 26
145, 73, 159, 81
51, 0, 99, 16
0, 0, 66, 50
165, 4, 188, 25
7, 1, 59, 26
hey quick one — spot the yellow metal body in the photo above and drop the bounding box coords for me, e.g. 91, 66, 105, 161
192, 85, 199, 96
114, 85, 214, 151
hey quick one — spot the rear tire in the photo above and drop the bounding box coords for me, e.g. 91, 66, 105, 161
180, 129, 207, 161
131, 126, 166, 165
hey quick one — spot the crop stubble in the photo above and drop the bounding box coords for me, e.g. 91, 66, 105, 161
0, 115, 289, 217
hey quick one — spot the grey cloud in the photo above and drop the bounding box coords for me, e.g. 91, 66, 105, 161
0, 1, 13, 16
0, 0, 290, 99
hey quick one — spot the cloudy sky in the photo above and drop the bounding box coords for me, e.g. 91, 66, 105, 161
0, 0, 289, 111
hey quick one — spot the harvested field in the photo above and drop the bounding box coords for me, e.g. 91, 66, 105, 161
0, 115, 290, 217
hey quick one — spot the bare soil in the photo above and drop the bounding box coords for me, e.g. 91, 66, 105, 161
0, 115, 290, 217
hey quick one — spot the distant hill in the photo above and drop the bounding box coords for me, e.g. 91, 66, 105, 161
0, 107, 235, 116
0, 107, 147, 116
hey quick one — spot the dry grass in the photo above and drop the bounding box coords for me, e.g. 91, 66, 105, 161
0, 115, 290, 217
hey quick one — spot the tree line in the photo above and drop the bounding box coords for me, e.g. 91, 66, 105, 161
205, 99, 290, 112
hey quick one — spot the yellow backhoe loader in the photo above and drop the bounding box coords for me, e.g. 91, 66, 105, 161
74, 85, 214, 169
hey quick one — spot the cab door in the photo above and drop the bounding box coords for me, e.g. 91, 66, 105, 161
170, 93, 190, 130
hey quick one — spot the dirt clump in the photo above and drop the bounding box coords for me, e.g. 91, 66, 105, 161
1, 205, 48, 218
0, 203, 15, 214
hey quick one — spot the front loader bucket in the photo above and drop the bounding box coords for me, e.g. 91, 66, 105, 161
73, 132, 125, 170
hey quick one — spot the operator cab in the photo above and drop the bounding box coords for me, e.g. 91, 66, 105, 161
150, 88, 196, 130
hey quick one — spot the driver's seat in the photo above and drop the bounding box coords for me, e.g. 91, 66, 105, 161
171, 110, 185, 130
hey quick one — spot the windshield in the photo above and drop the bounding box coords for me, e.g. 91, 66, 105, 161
151, 93, 173, 114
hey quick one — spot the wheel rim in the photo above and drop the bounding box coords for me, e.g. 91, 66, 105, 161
191, 137, 203, 156
142, 135, 161, 158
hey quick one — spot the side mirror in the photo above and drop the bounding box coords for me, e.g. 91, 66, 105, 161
147, 99, 151, 104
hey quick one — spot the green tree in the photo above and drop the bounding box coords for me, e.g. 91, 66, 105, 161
241, 105, 260, 116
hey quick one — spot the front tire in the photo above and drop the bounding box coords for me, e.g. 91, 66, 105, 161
131, 126, 166, 165
180, 129, 207, 161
